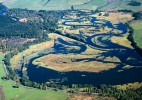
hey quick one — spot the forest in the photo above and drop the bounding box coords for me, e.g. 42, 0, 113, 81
0, 9, 61, 38
0, 5, 66, 66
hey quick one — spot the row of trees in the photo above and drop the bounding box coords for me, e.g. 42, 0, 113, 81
132, 12, 142, 20
127, 1, 141, 6
0, 3, 4, 12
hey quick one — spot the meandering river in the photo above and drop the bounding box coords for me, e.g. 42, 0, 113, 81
17, 10, 142, 86
1, 4, 142, 87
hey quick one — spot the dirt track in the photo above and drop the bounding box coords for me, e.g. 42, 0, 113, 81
0, 86, 5, 100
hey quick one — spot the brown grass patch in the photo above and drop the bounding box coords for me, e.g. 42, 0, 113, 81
33, 54, 117, 72
65, 21, 92, 25
11, 36, 54, 69
111, 33, 133, 49
92, 12, 133, 24
67, 94, 115, 100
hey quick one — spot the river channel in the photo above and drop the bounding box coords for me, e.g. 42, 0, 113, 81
24, 11, 142, 86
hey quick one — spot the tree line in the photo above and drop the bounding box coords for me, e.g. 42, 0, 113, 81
0, 3, 4, 12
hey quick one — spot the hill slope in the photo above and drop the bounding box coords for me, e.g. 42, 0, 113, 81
0, 0, 106, 10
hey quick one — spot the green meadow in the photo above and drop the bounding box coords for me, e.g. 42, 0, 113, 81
130, 22, 142, 49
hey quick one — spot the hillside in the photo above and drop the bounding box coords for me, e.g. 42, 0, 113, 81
100, 0, 142, 12
1, 0, 142, 11
0, 0, 106, 10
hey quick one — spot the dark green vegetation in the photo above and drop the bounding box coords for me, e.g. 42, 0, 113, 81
0, 3, 4, 11
0, 9, 59, 38
132, 12, 142, 20
67, 84, 142, 100
127, 1, 141, 6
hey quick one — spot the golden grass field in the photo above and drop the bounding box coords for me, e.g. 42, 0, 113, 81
33, 54, 117, 72
92, 12, 133, 24
10, 35, 54, 69
111, 33, 133, 49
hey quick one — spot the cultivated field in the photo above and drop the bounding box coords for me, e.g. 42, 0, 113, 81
2, 0, 106, 10
130, 21, 142, 49
0, 54, 68, 100
100, 0, 142, 12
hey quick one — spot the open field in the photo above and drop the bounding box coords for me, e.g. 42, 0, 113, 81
14, 89, 68, 100
0, 54, 68, 100
2, 0, 106, 10
74, 0, 106, 10
130, 21, 142, 49
92, 12, 133, 24
68, 0, 89, 5
100, 0, 142, 12
0, 54, 27, 100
